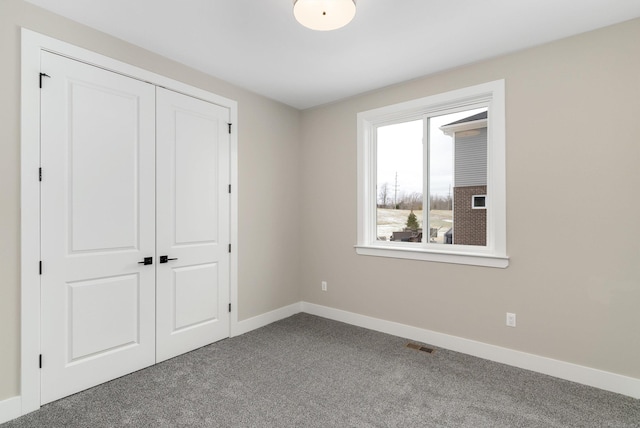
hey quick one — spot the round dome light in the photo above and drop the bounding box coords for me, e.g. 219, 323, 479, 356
293, 0, 356, 31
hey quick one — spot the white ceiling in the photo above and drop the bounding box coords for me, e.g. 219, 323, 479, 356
24, 0, 640, 109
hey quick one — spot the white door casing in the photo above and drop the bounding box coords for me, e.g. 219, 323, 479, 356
38, 53, 232, 404
40, 52, 157, 404
156, 87, 230, 362
21, 30, 238, 415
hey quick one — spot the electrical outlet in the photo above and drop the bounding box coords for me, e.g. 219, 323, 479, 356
506, 312, 516, 327
321, 281, 327, 292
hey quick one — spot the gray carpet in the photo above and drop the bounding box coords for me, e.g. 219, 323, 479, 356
4, 313, 639, 427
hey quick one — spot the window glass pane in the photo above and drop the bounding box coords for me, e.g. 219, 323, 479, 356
433, 108, 488, 246
376, 120, 423, 243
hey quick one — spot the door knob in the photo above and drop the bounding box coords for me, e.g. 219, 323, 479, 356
138, 257, 153, 265
159, 255, 178, 264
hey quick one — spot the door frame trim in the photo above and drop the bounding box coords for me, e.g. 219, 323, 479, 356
20, 28, 239, 415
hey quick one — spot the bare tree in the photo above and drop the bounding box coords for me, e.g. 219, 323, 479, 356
394, 191, 423, 210
430, 194, 453, 210
378, 182, 390, 208
381, 190, 452, 211
407, 192, 422, 210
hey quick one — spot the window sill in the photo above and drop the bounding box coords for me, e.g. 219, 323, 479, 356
354, 244, 509, 268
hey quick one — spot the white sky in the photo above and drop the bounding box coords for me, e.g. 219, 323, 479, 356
376, 108, 486, 199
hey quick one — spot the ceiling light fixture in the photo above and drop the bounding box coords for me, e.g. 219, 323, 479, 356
293, 0, 356, 31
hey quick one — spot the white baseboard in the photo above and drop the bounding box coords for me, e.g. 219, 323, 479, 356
3, 300, 636, 426
231, 302, 302, 337
0, 396, 22, 424
300, 301, 640, 399
0, 303, 302, 425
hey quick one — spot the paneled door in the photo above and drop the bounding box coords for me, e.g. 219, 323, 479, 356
155, 88, 230, 362
40, 52, 157, 404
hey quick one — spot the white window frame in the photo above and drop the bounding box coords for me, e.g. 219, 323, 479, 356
472, 195, 487, 209
355, 80, 508, 268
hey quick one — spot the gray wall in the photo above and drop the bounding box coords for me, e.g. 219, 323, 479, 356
2, 0, 639, 406
0, 0, 301, 400
300, 18, 640, 380
455, 127, 487, 187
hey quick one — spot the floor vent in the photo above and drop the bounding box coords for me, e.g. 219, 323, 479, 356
406, 343, 434, 353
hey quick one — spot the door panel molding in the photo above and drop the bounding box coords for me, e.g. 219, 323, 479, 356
39, 52, 158, 404
155, 87, 230, 362
20, 28, 238, 416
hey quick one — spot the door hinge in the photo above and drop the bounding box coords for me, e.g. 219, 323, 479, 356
39, 354, 42, 369
39, 167, 42, 182
228, 123, 232, 134
228, 244, 231, 253
228, 184, 231, 194
39, 261, 42, 275
39, 73, 50, 89
228, 303, 231, 313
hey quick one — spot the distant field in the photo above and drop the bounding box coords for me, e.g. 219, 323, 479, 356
376, 209, 452, 243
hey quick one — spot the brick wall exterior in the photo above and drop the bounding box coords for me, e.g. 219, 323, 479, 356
453, 185, 487, 246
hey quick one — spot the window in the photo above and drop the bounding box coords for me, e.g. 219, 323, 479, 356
472, 195, 487, 209
356, 80, 508, 268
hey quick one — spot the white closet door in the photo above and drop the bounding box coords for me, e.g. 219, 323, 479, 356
40, 52, 156, 404
155, 88, 230, 362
